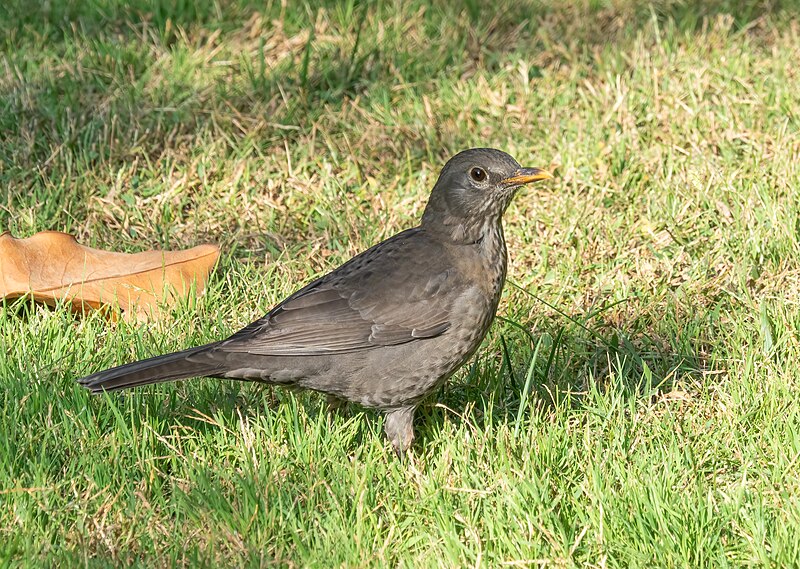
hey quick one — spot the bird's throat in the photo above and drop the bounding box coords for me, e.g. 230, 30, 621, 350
426, 211, 506, 247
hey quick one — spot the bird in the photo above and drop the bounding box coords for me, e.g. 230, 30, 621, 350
78, 148, 553, 454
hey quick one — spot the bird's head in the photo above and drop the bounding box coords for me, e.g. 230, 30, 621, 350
421, 148, 553, 242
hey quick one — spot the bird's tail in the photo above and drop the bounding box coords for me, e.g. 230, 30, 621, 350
77, 344, 223, 393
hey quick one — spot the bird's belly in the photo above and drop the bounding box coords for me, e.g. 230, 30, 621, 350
313, 285, 497, 408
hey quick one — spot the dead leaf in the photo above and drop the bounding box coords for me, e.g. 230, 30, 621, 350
0, 231, 220, 320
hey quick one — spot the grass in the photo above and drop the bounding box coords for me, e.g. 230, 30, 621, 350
2, 0, 800, 566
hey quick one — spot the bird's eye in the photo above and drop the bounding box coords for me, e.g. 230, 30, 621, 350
470, 167, 487, 182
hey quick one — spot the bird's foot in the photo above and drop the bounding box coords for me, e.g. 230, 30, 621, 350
384, 406, 416, 458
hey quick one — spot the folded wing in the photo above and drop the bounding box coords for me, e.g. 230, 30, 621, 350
218, 228, 454, 356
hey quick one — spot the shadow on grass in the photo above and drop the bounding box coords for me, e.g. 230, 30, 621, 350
0, 0, 792, 173
2, 0, 790, 47
412, 308, 717, 447
1, 0, 792, 235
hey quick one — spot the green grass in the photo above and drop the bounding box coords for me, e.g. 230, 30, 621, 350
2, 0, 800, 566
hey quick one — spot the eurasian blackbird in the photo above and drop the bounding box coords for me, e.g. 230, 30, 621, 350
78, 148, 553, 453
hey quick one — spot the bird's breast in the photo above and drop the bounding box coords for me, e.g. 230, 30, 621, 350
478, 221, 508, 308
447, 224, 508, 353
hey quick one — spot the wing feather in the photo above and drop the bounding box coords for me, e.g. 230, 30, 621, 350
219, 228, 455, 356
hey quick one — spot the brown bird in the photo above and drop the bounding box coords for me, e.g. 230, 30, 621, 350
78, 148, 553, 454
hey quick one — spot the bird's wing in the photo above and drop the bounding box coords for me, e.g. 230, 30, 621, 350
217, 228, 455, 356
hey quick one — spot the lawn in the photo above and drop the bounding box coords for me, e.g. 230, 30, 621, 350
2, 0, 800, 566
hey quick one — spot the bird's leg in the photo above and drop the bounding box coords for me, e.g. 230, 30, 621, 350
384, 406, 416, 456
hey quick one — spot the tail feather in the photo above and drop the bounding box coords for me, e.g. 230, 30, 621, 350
78, 344, 223, 393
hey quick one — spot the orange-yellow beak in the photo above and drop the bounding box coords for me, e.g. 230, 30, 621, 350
500, 167, 554, 186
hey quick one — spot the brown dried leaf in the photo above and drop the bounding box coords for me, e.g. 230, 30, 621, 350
0, 231, 220, 320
